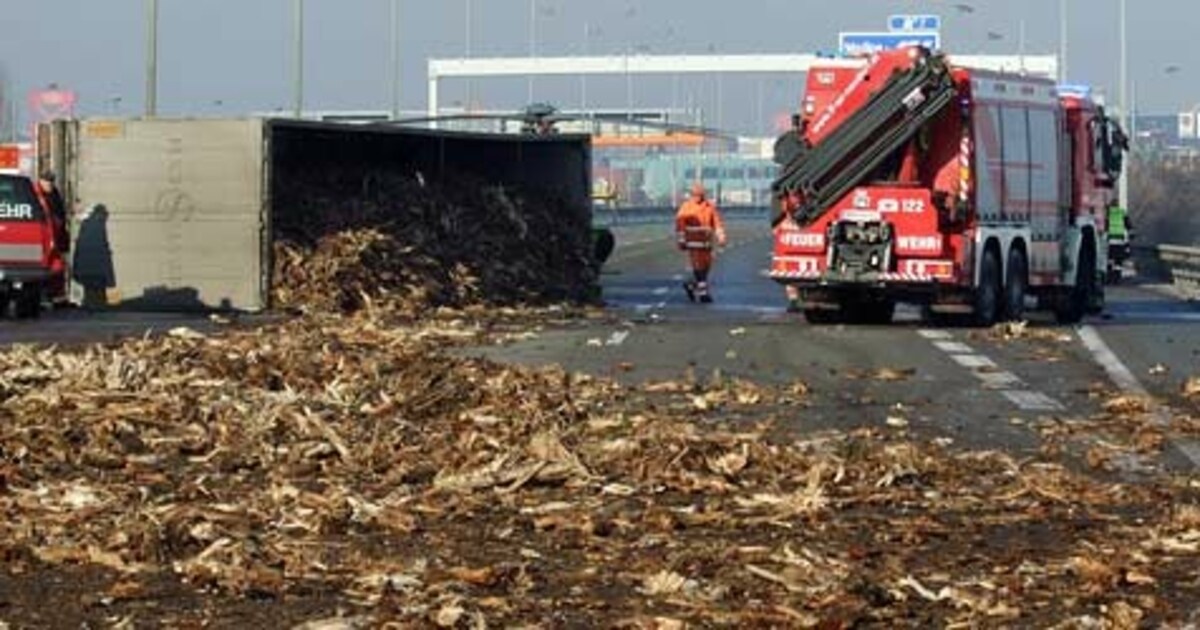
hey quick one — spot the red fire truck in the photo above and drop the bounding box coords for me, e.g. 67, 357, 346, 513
771, 47, 1125, 325
0, 174, 68, 318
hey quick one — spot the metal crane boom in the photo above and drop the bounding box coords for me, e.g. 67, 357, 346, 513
772, 49, 958, 227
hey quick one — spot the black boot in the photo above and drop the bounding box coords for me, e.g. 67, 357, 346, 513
683, 282, 696, 302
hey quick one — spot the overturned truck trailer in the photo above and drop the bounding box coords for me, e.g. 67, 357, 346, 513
38, 118, 592, 311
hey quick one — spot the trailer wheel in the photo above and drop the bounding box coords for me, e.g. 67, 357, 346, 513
1003, 248, 1028, 322
1055, 242, 1095, 325
973, 248, 1001, 327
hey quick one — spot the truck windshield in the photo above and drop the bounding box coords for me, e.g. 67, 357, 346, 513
0, 176, 44, 222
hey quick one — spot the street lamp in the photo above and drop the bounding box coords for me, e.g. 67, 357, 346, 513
1059, 0, 1069, 82
1119, 0, 1129, 210
144, 0, 158, 117
292, 0, 305, 118
581, 23, 601, 113
527, 1, 557, 104
391, 0, 401, 119
464, 0, 473, 110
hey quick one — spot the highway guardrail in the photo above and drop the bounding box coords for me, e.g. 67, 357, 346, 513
1136, 244, 1200, 297
593, 206, 769, 227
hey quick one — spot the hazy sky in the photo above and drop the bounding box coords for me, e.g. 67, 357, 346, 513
0, 0, 1195, 134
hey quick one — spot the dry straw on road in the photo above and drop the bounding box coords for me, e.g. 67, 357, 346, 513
1, 177, 1198, 626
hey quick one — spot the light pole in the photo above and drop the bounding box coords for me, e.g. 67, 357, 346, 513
1119, 0, 1129, 210
581, 23, 599, 114
292, 0, 305, 118
144, 0, 158, 117
624, 44, 632, 121
391, 0, 401, 119
1059, 0, 1069, 82
527, 0, 536, 103
464, 0, 473, 110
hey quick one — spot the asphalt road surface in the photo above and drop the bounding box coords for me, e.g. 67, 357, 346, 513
473, 219, 1200, 473
1, 219, 1197, 471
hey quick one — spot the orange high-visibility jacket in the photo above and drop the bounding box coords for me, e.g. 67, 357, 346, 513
675, 198, 726, 251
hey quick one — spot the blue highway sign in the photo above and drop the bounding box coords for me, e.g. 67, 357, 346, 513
839, 32, 941, 56
888, 15, 941, 32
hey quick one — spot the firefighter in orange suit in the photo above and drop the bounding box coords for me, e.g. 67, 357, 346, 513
675, 182, 726, 303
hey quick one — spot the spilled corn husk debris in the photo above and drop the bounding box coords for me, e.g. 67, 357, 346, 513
3, 174, 1200, 625
271, 167, 598, 316
1, 315, 1199, 626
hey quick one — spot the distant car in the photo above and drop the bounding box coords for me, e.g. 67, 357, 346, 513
0, 174, 67, 318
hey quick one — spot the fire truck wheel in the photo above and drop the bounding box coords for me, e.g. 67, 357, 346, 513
1055, 242, 1095, 325
14, 285, 42, 320
852, 299, 896, 325
803, 307, 844, 325
1003, 248, 1029, 322
972, 248, 1001, 327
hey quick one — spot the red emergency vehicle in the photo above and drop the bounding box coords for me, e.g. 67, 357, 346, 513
771, 47, 1125, 325
0, 174, 67, 318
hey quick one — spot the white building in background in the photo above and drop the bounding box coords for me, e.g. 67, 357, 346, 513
1179, 110, 1197, 140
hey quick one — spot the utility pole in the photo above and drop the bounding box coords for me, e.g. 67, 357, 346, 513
624, 46, 633, 121
464, 0, 474, 110
580, 22, 589, 114
527, 0, 536, 104
145, 0, 158, 117
1059, 0, 1069, 82
390, 0, 401, 119
293, 0, 305, 118
1118, 0, 1129, 210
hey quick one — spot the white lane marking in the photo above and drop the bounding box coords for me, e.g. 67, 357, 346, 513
606, 331, 631, 346
653, 287, 670, 296
707, 304, 788, 315
951, 354, 998, 370
655, 301, 668, 309
1179, 443, 1200, 466
934, 341, 974, 354
1077, 325, 1148, 395
1003, 390, 1066, 412
977, 371, 1024, 390
922, 331, 1066, 412
1078, 325, 1200, 469
672, 274, 686, 282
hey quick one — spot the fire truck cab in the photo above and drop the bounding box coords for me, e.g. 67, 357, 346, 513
0, 174, 68, 318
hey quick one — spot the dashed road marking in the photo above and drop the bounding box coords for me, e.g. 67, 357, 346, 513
977, 371, 1024, 390
933, 341, 974, 354
1003, 390, 1066, 412
606, 331, 631, 346
653, 287, 670, 296
951, 354, 998, 370
920, 330, 1065, 413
